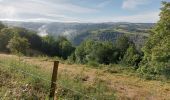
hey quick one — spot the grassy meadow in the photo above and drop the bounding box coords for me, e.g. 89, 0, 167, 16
0, 53, 170, 100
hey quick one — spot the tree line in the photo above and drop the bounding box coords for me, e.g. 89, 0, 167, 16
0, 25, 75, 59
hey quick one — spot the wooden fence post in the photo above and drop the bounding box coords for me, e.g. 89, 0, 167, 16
49, 61, 59, 100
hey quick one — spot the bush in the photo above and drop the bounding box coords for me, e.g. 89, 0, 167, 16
88, 61, 99, 67
121, 45, 141, 67
74, 40, 120, 65
7, 34, 30, 55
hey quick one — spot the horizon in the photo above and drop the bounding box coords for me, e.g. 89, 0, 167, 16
1, 20, 156, 24
0, 0, 169, 23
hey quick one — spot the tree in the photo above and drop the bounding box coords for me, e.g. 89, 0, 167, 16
114, 35, 131, 60
7, 34, 30, 55
41, 35, 59, 56
121, 45, 141, 67
0, 28, 15, 52
140, 2, 170, 76
13, 27, 43, 51
0, 22, 5, 30
74, 40, 118, 65
41, 35, 75, 59
59, 39, 75, 59
74, 40, 91, 63
87, 41, 117, 64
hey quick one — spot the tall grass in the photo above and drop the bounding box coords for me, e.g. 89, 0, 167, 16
0, 56, 51, 99
0, 56, 116, 100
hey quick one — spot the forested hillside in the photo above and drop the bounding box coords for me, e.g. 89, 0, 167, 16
3, 21, 154, 46
0, 24, 75, 59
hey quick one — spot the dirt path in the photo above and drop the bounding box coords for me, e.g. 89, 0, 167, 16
1, 54, 170, 100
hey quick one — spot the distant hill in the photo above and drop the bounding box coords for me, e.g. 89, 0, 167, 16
2, 21, 154, 48
2, 21, 115, 37
71, 23, 154, 51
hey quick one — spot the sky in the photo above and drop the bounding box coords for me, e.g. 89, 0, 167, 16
0, 0, 169, 23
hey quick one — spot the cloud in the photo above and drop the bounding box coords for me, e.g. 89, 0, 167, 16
0, 0, 97, 22
0, 5, 18, 19
122, 0, 150, 10
112, 11, 160, 23
96, 0, 112, 8
0, 0, 160, 23
81, 11, 160, 23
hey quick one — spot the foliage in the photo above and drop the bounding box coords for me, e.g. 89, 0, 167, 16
74, 39, 121, 65
0, 22, 5, 30
57, 36, 75, 59
0, 23, 74, 59
139, 2, 170, 77
41, 35, 75, 59
114, 35, 131, 60
41, 35, 60, 56
121, 44, 141, 67
73, 34, 140, 66
7, 34, 30, 55
0, 56, 50, 99
0, 28, 15, 52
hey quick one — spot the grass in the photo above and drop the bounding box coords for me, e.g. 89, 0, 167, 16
0, 54, 116, 100
0, 56, 51, 99
1, 54, 170, 100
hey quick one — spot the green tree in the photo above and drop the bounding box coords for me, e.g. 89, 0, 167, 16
41, 35, 59, 56
12, 27, 43, 51
114, 35, 131, 60
121, 45, 141, 67
57, 36, 75, 59
88, 41, 117, 64
0, 22, 5, 30
41, 35, 74, 59
75, 40, 118, 65
0, 28, 15, 52
7, 34, 30, 55
140, 2, 170, 76
75, 40, 95, 64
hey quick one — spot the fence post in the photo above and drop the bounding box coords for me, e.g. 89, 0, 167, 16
49, 61, 59, 100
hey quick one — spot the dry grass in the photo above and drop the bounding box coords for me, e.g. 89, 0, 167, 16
0, 53, 170, 100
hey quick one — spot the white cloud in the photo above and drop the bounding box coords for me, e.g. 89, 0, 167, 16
0, 0, 160, 23
122, 0, 150, 10
112, 11, 160, 23
0, 0, 97, 22
96, 0, 112, 8
81, 11, 160, 23
0, 5, 18, 19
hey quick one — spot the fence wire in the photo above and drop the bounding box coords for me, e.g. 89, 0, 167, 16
0, 61, 96, 100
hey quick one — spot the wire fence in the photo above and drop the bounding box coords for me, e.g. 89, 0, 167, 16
0, 56, 118, 100
0, 57, 98, 100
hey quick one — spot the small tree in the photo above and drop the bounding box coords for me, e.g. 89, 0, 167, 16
0, 28, 14, 52
114, 35, 131, 60
57, 36, 75, 59
121, 45, 141, 67
7, 34, 30, 55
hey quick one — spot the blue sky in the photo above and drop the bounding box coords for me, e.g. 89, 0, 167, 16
0, 0, 169, 23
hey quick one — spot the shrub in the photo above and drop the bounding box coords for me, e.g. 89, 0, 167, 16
88, 61, 99, 67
